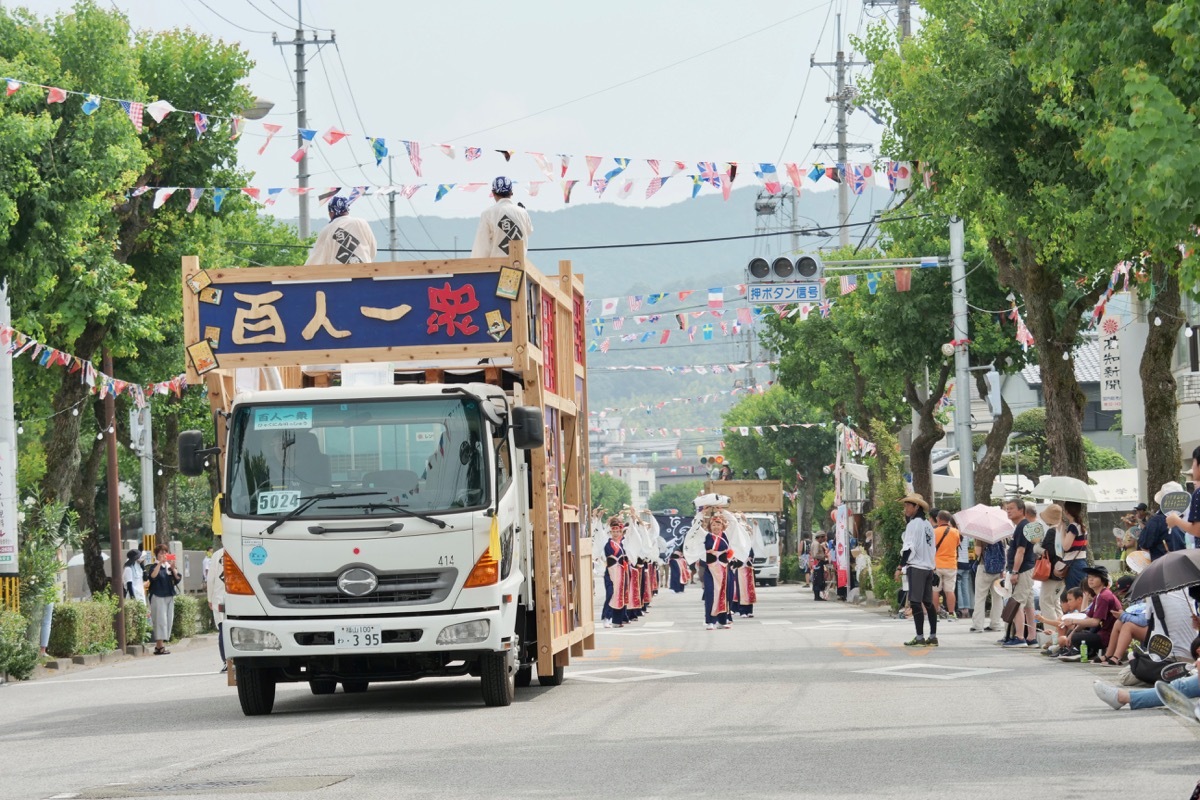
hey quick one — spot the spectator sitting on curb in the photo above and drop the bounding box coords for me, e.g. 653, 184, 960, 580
1094, 635, 1200, 711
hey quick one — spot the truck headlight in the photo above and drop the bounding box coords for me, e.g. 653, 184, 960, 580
436, 620, 490, 645
229, 627, 282, 651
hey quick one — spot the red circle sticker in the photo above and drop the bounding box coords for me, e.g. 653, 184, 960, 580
353, 547, 361, 555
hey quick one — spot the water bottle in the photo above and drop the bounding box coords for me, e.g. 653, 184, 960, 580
1080, 641, 1089, 663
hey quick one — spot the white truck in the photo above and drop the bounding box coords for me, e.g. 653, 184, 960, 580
178, 241, 594, 715
745, 513, 781, 586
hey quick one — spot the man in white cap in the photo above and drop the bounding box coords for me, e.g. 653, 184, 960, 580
471, 176, 533, 258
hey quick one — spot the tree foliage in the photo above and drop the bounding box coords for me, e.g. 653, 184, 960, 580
589, 471, 631, 517
646, 480, 704, 515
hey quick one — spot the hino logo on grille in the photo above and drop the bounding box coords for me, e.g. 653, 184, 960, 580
337, 568, 378, 597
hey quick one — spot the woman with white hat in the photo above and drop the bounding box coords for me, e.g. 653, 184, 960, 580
894, 493, 938, 647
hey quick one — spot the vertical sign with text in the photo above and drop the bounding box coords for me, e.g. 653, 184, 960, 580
1100, 313, 1122, 411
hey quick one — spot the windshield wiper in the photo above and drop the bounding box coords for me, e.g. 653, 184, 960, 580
263, 491, 384, 534
330, 501, 449, 529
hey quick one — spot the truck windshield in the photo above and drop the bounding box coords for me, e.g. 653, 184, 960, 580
226, 396, 489, 519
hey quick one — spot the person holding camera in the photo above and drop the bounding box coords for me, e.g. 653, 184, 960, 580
147, 543, 182, 655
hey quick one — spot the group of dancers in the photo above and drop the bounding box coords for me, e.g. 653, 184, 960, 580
596, 509, 662, 628
597, 498, 758, 631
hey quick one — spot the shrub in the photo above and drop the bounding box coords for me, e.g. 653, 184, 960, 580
0, 609, 38, 680
870, 562, 900, 611
197, 597, 216, 633
123, 600, 150, 646
172, 595, 200, 641
47, 595, 118, 657
779, 553, 802, 583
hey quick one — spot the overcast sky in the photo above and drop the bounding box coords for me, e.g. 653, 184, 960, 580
22, 0, 892, 223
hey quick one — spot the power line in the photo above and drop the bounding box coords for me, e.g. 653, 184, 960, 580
445, 2, 832, 143
223, 213, 931, 254
246, 0, 292, 28
192, 0, 274, 34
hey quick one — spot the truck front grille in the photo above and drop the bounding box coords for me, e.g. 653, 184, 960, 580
260, 569, 457, 608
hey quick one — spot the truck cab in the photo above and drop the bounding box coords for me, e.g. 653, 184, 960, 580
746, 513, 780, 586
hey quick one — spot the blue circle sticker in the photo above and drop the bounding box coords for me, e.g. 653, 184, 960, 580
249, 545, 268, 566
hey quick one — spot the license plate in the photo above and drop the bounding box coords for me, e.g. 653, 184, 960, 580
335, 625, 382, 649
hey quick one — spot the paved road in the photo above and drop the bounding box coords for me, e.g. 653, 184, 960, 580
3, 584, 1197, 800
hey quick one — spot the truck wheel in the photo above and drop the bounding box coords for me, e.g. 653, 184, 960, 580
537, 664, 565, 687
309, 679, 337, 695
768, 579, 778, 587
342, 680, 369, 694
515, 664, 532, 688
237, 665, 276, 716
480, 651, 514, 707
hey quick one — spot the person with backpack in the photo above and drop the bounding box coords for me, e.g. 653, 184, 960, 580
971, 536, 1008, 633
931, 510, 961, 621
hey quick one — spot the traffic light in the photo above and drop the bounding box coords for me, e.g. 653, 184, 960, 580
985, 367, 1003, 418
745, 254, 824, 282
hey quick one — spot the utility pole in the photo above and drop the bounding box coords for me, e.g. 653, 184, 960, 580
130, 406, 156, 547
273, 2, 334, 240
387, 156, 397, 257
950, 217, 974, 508
866, 0, 913, 40
812, 14, 872, 247
102, 350, 126, 652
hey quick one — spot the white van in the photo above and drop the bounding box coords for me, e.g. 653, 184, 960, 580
746, 513, 780, 586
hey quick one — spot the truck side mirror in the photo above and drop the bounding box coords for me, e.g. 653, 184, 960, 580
510, 406, 544, 450
178, 430, 208, 476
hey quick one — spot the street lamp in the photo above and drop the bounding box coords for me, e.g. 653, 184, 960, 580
242, 96, 274, 120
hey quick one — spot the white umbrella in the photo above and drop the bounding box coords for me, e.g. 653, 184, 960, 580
953, 503, 1013, 545
65, 552, 108, 567
1033, 475, 1097, 504
693, 492, 730, 509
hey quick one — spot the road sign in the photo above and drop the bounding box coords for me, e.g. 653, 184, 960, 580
747, 282, 823, 304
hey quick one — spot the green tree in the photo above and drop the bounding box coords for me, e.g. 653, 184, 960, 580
721, 386, 834, 553
646, 480, 704, 515
860, 2, 1130, 483
1006, 408, 1129, 478
590, 471, 631, 518
1012, 0, 1199, 503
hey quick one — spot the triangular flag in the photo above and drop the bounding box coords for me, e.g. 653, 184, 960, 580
690, 174, 703, 198
145, 99, 175, 123
186, 188, 204, 213
784, 163, 803, 190
866, 271, 880, 294
529, 152, 556, 182
368, 136, 387, 166
264, 188, 283, 206
46, 86, 67, 104
241, 187, 261, 202
152, 187, 177, 209
755, 163, 781, 194
895, 268, 912, 292
228, 115, 244, 140
119, 100, 144, 132
258, 122, 282, 155
435, 143, 455, 158
647, 159, 660, 175
404, 140, 422, 176
465, 146, 482, 161
80, 94, 101, 115
562, 179, 578, 204
617, 179, 634, 200
193, 112, 209, 139
322, 126, 349, 146
5, 79, 20, 96
603, 157, 630, 183
435, 184, 455, 201
559, 154, 571, 176
646, 176, 670, 199
496, 149, 515, 161
586, 155, 602, 183
317, 187, 341, 206
291, 128, 317, 162
708, 288, 723, 309
212, 188, 228, 212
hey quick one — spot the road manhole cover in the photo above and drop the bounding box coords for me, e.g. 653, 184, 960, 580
60, 775, 350, 797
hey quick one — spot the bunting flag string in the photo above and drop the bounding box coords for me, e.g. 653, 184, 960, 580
839, 424, 877, 458
0, 325, 189, 408
2, 75, 925, 202
589, 421, 829, 438
589, 384, 767, 417
588, 361, 776, 373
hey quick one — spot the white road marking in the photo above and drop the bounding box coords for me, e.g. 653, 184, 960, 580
852, 663, 1011, 680
567, 667, 696, 683
9, 671, 219, 687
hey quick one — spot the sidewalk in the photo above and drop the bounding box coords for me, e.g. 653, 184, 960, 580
13, 632, 219, 683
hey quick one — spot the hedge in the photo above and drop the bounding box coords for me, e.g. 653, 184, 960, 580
47, 597, 117, 658
0, 609, 37, 680
171, 594, 200, 641
124, 600, 150, 645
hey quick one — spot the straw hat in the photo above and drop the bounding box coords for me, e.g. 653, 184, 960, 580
1040, 504, 1063, 527
1155, 481, 1185, 505
898, 493, 930, 511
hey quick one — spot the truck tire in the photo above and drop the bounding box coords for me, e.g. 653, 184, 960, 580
515, 664, 532, 688
309, 679, 337, 695
768, 579, 778, 587
342, 680, 369, 694
237, 665, 276, 716
480, 651, 514, 706
537, 664, 565, 687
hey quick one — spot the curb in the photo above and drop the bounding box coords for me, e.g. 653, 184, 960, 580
27, 632, 216, 681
